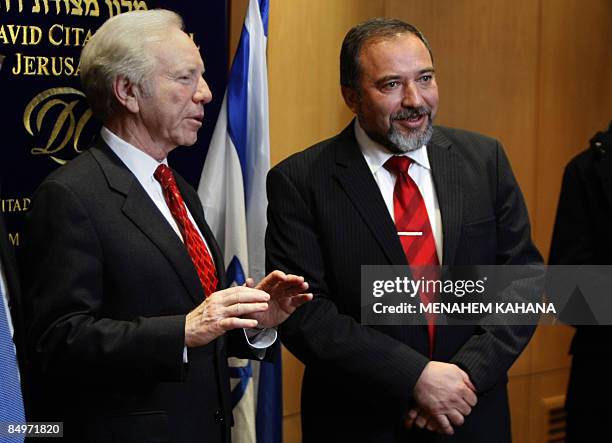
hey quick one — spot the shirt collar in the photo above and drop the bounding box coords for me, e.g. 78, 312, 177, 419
354, 118, 431, 174
100, 126, 168, 183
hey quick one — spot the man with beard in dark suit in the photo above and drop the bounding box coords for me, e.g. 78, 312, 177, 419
266, 18, 542, 442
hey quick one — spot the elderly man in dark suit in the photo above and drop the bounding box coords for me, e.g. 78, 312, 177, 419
21, 9, 311, 443
266, 18, 542, 442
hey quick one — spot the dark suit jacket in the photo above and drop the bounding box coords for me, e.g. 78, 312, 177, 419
0, 208, 28, 411
21, 139, 251, 443
549, 145, 612, 413
266, 122, 542, 442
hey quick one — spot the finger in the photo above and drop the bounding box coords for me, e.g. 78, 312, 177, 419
426, 420, 437, 432
268, 280, 308, 298
286, 293, 314, 307
245, 277, 255, 288
257, 270, 288, 291
227, 302, 268, 318
432, 415, 454, 435
459, 370, 477, 391
462, 387, 478, 407
404, 409, 418, 428
414, 413, 428, 429
446, 409, 464, 427
214, 288, 270, 306
219, 317, 259, 331
454, 400, 471, 417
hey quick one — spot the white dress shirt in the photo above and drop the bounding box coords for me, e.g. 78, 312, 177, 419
354, 120, 443, 263
100, 127, 275, 358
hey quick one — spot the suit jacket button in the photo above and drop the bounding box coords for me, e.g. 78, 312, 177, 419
214, 410, 224, 423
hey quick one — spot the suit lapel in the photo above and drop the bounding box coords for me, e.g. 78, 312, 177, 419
427, 129, 463, 266
333, 123, 407, 265
89, 140, 206, 305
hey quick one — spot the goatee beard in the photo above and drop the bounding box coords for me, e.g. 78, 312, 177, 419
386, 107, 434, 153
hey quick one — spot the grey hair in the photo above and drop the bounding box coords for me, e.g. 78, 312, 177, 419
340, 17, 433, 90
80, 9, 184, 122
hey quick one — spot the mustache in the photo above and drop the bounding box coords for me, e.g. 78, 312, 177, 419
391, 107, 430, 121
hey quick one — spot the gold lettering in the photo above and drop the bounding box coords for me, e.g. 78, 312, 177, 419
8, 233, 19, 247
32, 0, 49, 14
24, 55, 35, 75
83, 0, 98, 16
49, 24, 90, 47
7, 25, 19, 44
37, 55, 49, 76
81, 28, 92, 46
1, 198, 31, 213
51, 0, 68, 15
49, 23, 63, 46
132, 0, 146, 11
11, 54, 79, 77
24, 88, 94, 165
0, 25, 43, 46
11, 52, 21, 75
104, 0, 118, 16
1, 0, 25, 13
70, 0, 82, 15
64, 56, 74, 76
30, 25, 42, 44
104, 0, 146, 17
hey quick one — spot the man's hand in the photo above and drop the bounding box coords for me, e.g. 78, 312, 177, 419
184, 286, 270, 347
408, 361, 477, 435
246, 270, 313, 328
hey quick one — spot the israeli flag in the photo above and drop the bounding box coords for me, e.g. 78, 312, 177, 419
197, 1, 281, 442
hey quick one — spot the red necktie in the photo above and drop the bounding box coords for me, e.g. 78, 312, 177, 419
154, 164, 218, 298
384, 156, 439, 356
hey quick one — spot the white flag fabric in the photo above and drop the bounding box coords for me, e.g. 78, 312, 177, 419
198, 1, 281, 442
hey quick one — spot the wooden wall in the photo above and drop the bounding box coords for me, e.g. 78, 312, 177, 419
229, 1, 612, 441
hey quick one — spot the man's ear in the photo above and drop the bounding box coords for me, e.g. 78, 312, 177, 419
341, 86, 359, 114
112, 75, 140, 114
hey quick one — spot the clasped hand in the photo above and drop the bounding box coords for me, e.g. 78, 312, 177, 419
406, 361, 478, 435
185, 270, 312, 347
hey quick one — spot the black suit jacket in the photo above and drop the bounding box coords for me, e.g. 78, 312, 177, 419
266, 122, 542, 442
549, 145, 612, 412
21, 139, 251, 443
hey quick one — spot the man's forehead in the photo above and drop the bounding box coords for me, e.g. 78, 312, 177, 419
359, 34, 432, 74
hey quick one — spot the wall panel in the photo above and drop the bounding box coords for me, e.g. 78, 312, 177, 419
267, 0, 385, 165
386, 0, 540, 215
534, 0, 612, 257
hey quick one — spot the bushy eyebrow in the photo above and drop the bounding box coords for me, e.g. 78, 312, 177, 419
377, 68, 436, 84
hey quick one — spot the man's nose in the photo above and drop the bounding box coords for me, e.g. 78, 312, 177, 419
194, 76, 212, 104
401, 82, 423, 108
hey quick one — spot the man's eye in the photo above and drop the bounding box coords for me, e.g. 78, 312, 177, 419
385, 81, 400, 89
418, 75, 432, 83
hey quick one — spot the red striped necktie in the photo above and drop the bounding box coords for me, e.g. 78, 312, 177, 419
384, 156, 439, 356
154, 164, 218, 298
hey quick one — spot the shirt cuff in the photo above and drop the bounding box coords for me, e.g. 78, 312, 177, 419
244, 328, 277, 359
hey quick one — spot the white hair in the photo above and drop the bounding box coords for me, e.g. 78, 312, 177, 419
80, 9, 184, 122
